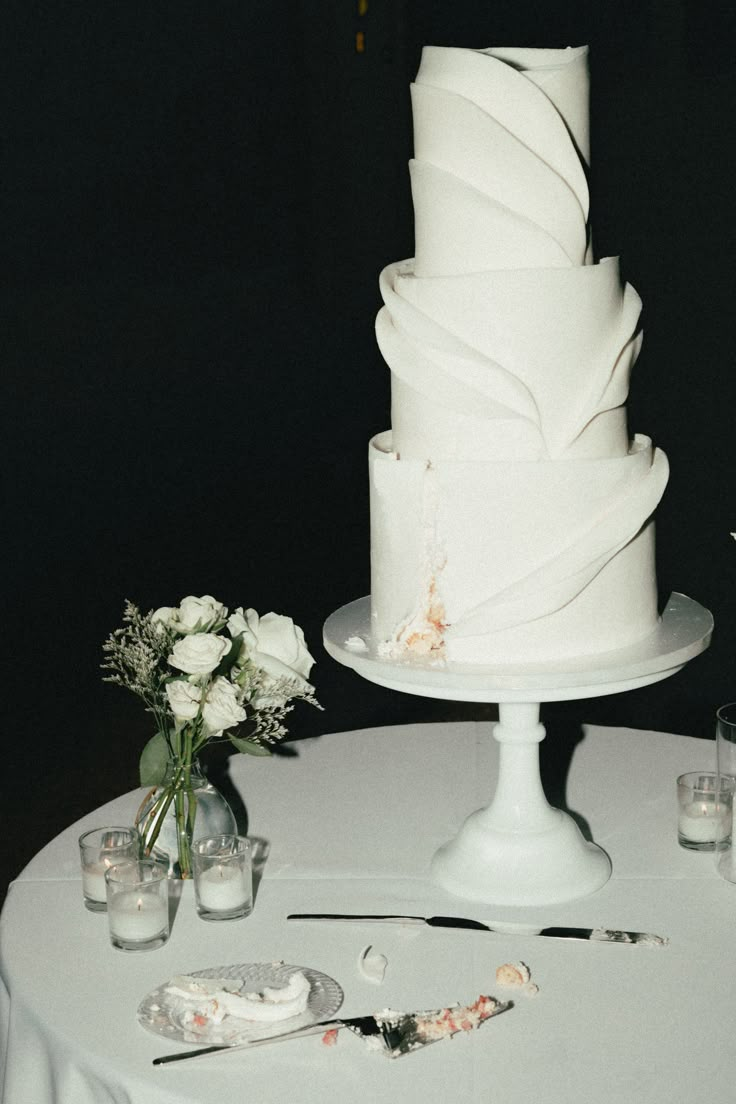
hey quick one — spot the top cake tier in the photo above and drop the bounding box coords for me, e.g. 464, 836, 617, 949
376, 45, 642, 462
411, 45, 591, 276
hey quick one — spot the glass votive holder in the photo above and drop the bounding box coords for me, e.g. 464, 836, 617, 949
677, 772, 733, 851
105, 859, 169, 951
78, 826, 139, 912
192, 835, 253, 921
715, 703, 736, 880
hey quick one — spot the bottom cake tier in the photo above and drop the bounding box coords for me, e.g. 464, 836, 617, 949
369, 430, 669, 665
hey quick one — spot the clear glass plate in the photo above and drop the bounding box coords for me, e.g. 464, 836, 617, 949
138, 961, 344, 1046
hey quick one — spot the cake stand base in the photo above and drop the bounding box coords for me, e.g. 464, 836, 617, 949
324, 593, 711, 906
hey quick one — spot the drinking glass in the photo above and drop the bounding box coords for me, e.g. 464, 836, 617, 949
715, 703, 736, 880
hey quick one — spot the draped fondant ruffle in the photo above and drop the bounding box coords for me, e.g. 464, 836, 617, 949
444, 438, 669, 638
411, 81, 588, 268
378, 257, 641, 458
410, 159, 574, 276
415, 46, 590, 211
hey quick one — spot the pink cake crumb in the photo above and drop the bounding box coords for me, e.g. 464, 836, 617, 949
414, 994, 502, 1042
399, 578, 448, 656
495, 962, 539, 996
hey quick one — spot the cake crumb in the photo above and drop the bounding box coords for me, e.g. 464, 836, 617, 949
413, 994, 506, 1043
394, 577, 448, 656
495, 962, 539, 996
358, 945, 388, 983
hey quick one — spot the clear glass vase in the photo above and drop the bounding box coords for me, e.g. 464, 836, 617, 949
135, 758, 237, 879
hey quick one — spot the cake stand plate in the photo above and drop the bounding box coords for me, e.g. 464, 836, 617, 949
324, 593, 712, 905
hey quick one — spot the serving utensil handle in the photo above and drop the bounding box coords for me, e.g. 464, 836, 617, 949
153, 1019, 343, 1066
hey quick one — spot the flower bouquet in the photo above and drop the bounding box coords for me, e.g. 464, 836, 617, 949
102, 595, 320, 877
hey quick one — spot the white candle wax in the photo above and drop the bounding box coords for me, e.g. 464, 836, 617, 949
196, 864, 250, 911
82, 860, 111, 902
108, 893, 168, 942
678, 801, 727, 843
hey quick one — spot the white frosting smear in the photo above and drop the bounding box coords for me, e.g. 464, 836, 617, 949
358, 945, 388, 983
164, 971, 311, 1025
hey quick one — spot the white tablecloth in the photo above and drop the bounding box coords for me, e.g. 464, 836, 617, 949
0, 721, 730, 1103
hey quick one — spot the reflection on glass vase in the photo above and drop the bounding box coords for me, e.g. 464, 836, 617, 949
135, 758, 237, 879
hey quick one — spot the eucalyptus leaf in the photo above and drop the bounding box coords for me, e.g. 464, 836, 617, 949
139, 731, 170, 786
228, 733, 272, 757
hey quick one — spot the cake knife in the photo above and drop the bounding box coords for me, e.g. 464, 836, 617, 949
287, 913, 669, 946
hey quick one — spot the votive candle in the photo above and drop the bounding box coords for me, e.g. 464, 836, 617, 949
82, 860, 113, 904
192, 835, 253, 921
678, 801, 727, 844
78, 827, 138, 912
108, 893, 168, 943
196, 864, 250, 911
677, 772, 733, 852
105, 859, 169, 951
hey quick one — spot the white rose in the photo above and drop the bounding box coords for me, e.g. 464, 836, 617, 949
165, 679, 202, 721
244, 610, 315, 680
151, 606, 175, 632
171, 595, 228, 634
227, 607, 253, 640
237, 609, 314, 706
202, 676, 247, 732
168, 633, 232, 675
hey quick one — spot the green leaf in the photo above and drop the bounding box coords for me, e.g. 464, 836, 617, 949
139, 731, 170, 786
228, 733, 272, 757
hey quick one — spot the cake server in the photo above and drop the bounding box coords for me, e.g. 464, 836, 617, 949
287, 913, 669, 946
153, 999, 512, 1064
153, 1014, 397, 1065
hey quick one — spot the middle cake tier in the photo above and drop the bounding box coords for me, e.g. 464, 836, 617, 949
377, 256, 643, 463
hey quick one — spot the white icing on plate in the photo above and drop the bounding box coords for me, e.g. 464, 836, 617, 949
138, 962, 343, 1047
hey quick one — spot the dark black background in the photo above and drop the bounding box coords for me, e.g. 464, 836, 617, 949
4, 0, 735, 897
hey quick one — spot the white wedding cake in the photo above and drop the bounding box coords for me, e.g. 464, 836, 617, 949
369, 45, 669, 665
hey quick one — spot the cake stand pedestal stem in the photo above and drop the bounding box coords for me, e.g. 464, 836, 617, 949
483, 702, 557, 831
430, 701, 611, 905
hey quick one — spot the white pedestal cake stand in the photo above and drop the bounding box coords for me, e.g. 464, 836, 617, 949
323, 593, 712, 906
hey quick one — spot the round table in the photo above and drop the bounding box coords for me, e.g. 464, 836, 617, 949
0, 721, 731, 1103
